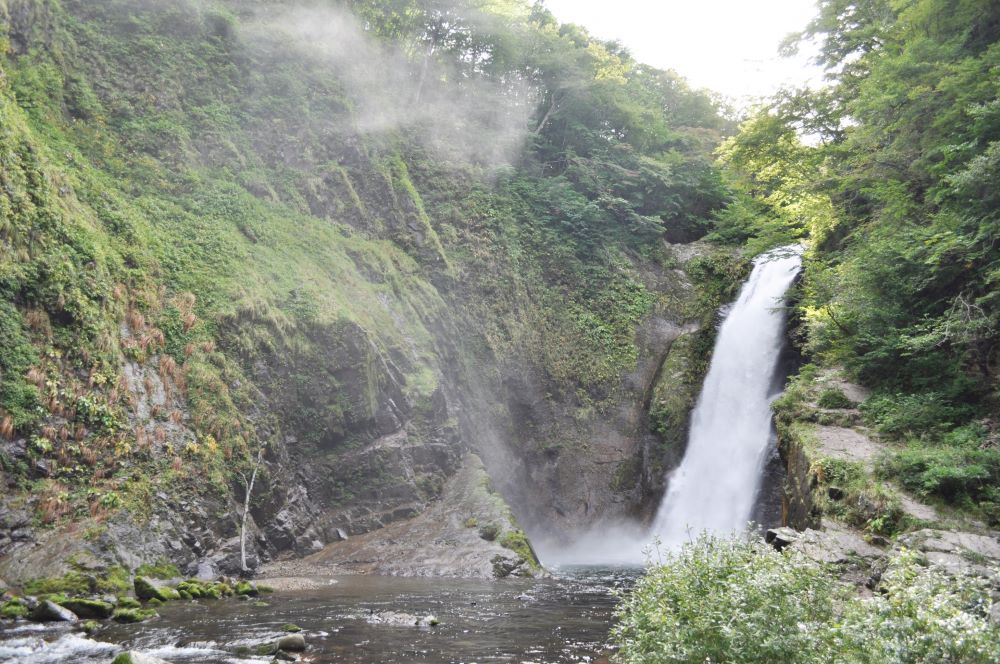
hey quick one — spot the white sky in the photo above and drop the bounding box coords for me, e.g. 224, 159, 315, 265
541, 0, 823, 107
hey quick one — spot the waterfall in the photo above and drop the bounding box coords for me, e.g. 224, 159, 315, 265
534, 246, 802, 567
651, 246, 802, 547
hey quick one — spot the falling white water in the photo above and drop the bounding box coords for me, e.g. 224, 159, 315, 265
533, 246, 802, 568
651, 245, 802, 546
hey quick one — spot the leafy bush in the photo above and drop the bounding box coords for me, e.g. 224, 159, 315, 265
860, 392, 973, 440
0, 302, 41, 430
879, 445, 1000, 507
614, 536, 843, 663
817, 388, 853, 409
836, 549, 1000, 663
614, 536, 1000, 664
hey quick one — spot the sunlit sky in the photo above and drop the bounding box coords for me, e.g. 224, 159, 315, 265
541, 0, 823, 107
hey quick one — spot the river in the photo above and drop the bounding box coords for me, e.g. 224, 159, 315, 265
0, 568, 637, 663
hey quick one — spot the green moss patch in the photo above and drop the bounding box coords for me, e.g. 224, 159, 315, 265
111, 607, 158, 623
57, 598, 114, 619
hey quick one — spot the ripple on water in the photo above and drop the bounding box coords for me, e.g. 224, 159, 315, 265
0, 569, 637, 663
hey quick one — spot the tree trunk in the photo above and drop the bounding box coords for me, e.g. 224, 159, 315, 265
413, 42, 434, 106
533, 93, 559, 135
240, 447, 264, 573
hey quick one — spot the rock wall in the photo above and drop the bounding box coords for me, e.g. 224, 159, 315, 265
0, 0, 736, 581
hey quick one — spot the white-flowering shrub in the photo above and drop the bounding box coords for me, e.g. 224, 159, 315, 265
835, 549, 1000, 663
613, 536, 1000, 664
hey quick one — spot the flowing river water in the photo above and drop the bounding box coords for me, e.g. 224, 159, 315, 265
0, 568, 637, 663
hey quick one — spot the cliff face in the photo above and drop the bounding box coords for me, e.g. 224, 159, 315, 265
0, 0, 736, 580
771, 367, 1000, 586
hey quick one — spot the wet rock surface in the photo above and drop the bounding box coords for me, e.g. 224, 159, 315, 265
261, 454, 536, 579
30, 600, 78, 623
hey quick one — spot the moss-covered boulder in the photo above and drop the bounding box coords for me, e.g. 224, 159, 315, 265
30, 599, 78, 622
112, 607, 159, 623
276, 633, 306, 652
57, 598, 114, 619
173, 578, 235, 600
0, 598, 29, 619
234, 581, 259, 597
134, 577, 179, 602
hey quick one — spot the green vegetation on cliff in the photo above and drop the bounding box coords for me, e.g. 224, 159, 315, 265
0, 0, 732, 559
718, 0, 1000, 524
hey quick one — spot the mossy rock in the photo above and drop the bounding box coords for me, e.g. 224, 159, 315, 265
499, 529, 541, 570
255, 642, 279, 656
134, 576, 179, 602
30, 599, 78, 622
112, 607, 159, 623
282, 623, 302, 632
214, 582, 235, 597
176, 580, 206, 598
1, 598, 29, 619
82, 619, 101, 634
117, 596, 142, 609
276, 633, 306, 651
57, 597, 114, 619
235, 581, 259, 597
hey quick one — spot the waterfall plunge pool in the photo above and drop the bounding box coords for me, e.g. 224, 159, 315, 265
1, 249, 802, 663
0, 568, 639, 663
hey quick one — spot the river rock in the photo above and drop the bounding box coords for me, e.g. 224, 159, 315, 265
30, 599, 78, 622
134, 576, 180, 601
58, 598, 114, 619
277, 633, 307, 651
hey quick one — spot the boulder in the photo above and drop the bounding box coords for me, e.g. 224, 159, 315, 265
30, 599, 78, 622
1, 598, 29, 619
765, 527, 799, 551
134, 576, 179, 602
277, 633, 307, 652
58, 598, 114, 619
234, 581, 259, 597
112, 607, 158, 623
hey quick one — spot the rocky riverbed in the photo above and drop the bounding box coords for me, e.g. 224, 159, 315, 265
0, 568, 637, 663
